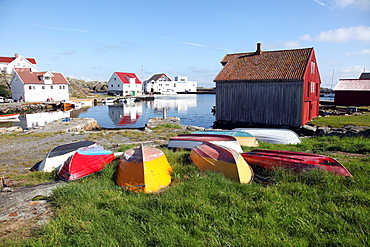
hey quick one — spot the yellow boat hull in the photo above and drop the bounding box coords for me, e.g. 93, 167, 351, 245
116, 145, 172, 193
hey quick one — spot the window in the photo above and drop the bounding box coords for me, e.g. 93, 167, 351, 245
63, 86, 65, 89
29, 86, 32, 90
59, 86, 62, 89
111, 84, 113, 87
33, 86, 36, 89
311, 61, 315, 74
310, 82, 315, 93
42, 86, 45, 89
51, 86, 53, 89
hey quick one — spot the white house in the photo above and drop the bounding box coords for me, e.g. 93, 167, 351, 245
107, 72, 143, 96
10, 68, 69, 102
173, 76, 197, 93
0, 53, 37, 74
143, 73, 197, 93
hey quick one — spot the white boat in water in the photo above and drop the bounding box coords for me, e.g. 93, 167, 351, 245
160, 89, 177, 95
233, 128, 301, 145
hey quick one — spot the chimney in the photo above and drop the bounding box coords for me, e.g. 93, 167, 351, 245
255, 43, 262, 55
15, 53, 19, 58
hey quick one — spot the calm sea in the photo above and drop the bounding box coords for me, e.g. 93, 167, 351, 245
4, 94, 216, 130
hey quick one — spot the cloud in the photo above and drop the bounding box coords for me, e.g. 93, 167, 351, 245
58, 50, 76, 56
313, 0, 325, 6
160, 36, 230, 51
300, 25, 370, 42
333, 0, 370, 10
181, 42, 207, 48
25, 23, 92, 33
345, 48, 370, 56
283, 40, 301, 48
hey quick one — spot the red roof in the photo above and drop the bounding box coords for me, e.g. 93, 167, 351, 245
214, 47, 313, 82
15, 70, 69, 85
0, 56, 37, 65
115, 72, 142, 84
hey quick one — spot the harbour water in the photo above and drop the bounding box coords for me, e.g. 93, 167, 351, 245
3, 94, 216, 130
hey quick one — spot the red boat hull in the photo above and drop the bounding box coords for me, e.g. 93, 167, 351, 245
58, 147, 115, 181
241, 149, 352, 177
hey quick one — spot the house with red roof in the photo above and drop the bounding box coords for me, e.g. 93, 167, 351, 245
334, 72, 370, 106
10, 68, 69, 102
107, 72, 142, 96
0, 53, 37, 74
213, 43, 321, 128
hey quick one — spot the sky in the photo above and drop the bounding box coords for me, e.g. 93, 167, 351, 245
0, 0, 369, 88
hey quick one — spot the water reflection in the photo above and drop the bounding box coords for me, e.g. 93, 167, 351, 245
108, 102, 143, 127
3, 94, 216, 129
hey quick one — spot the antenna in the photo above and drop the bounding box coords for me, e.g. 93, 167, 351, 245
330, 69, 335, 90
141, 65, 146, 81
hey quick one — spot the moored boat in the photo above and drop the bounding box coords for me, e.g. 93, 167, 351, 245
192, 130, 259, 147
168, 133, 243, 153
58, 145, 115, 181
241, 149, 352, 177
190, 141, 254, 183
116, 144, 172, 193
36, 140, 96, 172
0, 113, 20, 120
233, 128, 301, 144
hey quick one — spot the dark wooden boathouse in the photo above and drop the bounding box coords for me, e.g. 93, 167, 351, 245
334, 73, 370, 106
213, 43, 321, 128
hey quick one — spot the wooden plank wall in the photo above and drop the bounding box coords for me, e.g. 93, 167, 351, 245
215, 81, 304, 127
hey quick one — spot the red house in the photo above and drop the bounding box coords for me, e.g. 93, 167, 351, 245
213, 43, 321, 128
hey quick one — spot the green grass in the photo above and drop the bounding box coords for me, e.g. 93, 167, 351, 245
310, 112, 370, 127
5, 136, 370, 246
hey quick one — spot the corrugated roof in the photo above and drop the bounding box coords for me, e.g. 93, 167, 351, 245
15, 71, 69, 84
214, 47, 313, 82
334, 79, 370, 91
115, 72, 142, 84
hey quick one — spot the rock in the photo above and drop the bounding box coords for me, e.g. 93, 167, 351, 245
301, 124, 317, 136
316, 126, 331, 136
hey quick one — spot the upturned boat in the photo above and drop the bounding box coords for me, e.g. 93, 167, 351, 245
192, 130, 259, 147
190, 141, 254, 183
116, 144, 172, 193
233, 128, 301, 144
58, 146, 115, 181
241, 149, 352, 177
37, 140, 96, 172
168, 133, 243, 153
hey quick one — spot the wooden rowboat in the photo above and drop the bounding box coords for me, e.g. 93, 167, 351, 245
116, 144, 172, 193
190, 141, 254, 183
241, 149, 352, 177
58, 146, 115, 181
192, 130, 259, 147
37, 141, 96, 172
233, 128, 301, 144
168, 134, 243, 153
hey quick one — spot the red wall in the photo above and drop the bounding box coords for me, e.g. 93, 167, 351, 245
301, 50, 321, 125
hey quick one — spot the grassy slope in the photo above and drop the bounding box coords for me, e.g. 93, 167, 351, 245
8, 136, 369, 247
